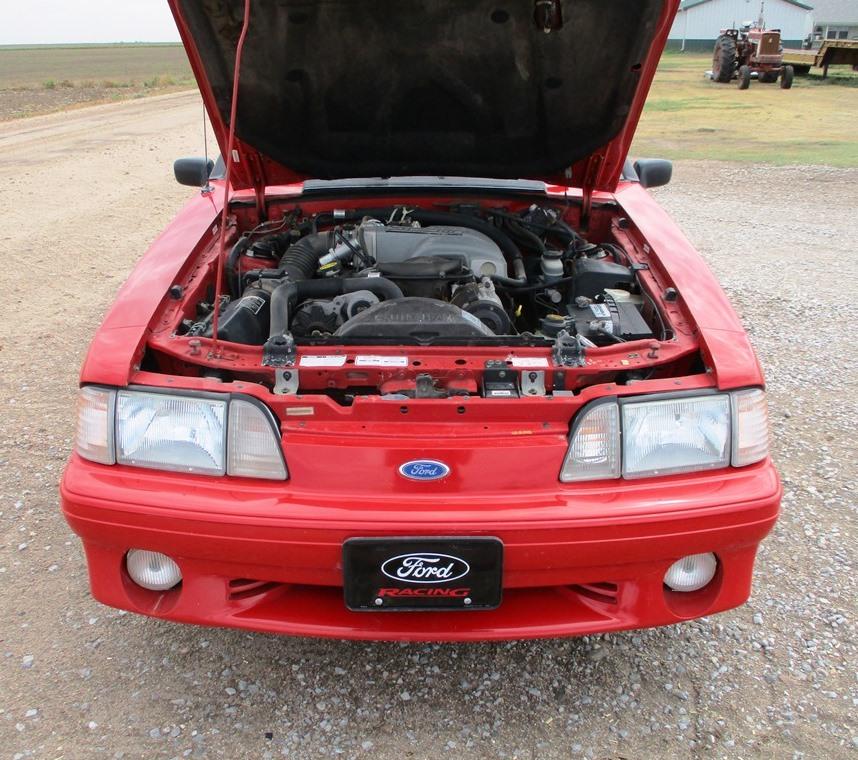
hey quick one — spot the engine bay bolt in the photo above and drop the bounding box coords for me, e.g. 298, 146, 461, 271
647, 342, 660, 359
374, 597, 383, 606
463, 597, 472, 606
188, 339, 201, 356
169, 284, 184, 299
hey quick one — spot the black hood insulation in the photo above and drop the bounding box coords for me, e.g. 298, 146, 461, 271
177, 0, 664, 180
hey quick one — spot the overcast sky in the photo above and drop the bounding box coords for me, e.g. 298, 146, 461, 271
2, 0, 181, 45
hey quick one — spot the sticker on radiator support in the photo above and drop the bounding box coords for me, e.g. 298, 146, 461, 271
355, 355, 409, 367
285, 406, 315, 416
508, 357, 550, 368
299, 355, 347, 367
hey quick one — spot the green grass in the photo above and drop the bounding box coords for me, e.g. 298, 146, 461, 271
0, 43, 193, 90
633, 52, 858, 167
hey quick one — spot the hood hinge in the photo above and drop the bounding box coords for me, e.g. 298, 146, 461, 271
579, 153, 604, 230
242, 149, 269, 222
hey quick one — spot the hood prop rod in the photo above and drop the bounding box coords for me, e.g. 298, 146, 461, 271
209, 0, 252, 356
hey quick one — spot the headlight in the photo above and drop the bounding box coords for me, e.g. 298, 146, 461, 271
560, 390, 769, 482
75, 387, 287, 480
116, 390, 227, 475
622, 394, 730, 478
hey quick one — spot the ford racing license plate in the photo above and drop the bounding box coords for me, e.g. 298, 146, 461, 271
343, 537, 503, 611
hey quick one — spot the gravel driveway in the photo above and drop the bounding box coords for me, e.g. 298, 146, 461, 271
0, 92, 855, 759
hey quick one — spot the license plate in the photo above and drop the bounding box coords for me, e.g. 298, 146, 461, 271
343, 537, 503, 611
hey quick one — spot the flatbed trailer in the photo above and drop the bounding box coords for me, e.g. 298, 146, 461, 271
783, 39, 858, 78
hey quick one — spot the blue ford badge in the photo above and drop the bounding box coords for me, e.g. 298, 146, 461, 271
399, 459, 450, 481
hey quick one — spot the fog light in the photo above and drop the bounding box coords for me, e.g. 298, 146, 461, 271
126, 550, 182, 591
664, 553, 717, 592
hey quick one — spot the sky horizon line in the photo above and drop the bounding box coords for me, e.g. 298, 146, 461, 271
0, 40, 183, 46
2, 1, 180, 46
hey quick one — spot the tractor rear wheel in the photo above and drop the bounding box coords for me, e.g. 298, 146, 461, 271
738, 65, 751, 89
780, 65, 794, 89
712, 35, 737, 82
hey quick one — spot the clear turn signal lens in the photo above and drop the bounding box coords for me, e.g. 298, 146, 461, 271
731, 389, 769, 466
75, 387, 115, 465
560, 402, 620, 482
227, 398, 287, 480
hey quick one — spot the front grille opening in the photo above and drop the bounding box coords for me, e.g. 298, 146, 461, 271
571, 581, 620, 605
228, 578, 284, 601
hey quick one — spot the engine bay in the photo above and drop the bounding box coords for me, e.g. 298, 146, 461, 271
183, 205, 660, 348
142, 196, 701, 402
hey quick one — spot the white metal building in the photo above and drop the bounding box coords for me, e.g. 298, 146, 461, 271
668, 0, 814, 50
808, 0, 858, 44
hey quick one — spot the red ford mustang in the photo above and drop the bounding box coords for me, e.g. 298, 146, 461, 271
61, 0, 780, 640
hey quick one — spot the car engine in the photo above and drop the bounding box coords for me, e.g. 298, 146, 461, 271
184, 205, 658, 354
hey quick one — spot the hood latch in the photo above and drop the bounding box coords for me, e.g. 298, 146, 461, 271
534, 0, 563, 33
552, 330, 586, 367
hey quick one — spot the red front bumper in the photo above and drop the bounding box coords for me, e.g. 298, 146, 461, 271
61, 456, 780, 641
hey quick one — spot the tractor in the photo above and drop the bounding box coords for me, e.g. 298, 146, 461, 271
712, 25, 794, 89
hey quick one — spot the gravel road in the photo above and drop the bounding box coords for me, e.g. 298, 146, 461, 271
0, 92, 855, 760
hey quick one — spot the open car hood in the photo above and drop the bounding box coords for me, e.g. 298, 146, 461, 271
169, 0, 678, 195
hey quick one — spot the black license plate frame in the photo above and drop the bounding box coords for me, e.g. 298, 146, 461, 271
343, 537, 503, 611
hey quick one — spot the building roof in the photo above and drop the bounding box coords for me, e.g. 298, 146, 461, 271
678, 0, 814, 10
807, 0, 858, 23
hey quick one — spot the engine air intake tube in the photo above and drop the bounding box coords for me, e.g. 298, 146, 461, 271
278, 232, 330, 282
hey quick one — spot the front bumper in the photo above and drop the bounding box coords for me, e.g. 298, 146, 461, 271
61, 456, 781, 641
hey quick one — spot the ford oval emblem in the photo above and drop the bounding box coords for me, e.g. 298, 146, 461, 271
381, 553, 470, 584
398, 459, 450, 481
